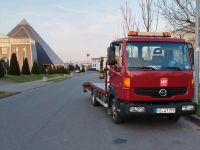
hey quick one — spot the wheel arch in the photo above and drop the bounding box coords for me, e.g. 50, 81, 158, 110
108, 85, 116, 107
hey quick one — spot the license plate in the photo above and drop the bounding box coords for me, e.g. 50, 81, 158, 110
154, 108, 176, 114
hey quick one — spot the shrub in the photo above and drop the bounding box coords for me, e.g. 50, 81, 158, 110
75, 64, 80, 71
81, 65, 85, 73
56, 65, 66, 74
31, 61, 40, 74
8, 53, 20, 76
53, 66, 57, 74
54, 66, 59, 74
0, 62, 5, 78
47, 65, 54, 74
60, 66, 65, 74
22, 57, 30, 75
39, 65, 46, 74
68, 64, 75, 71
64, 68, 70, 74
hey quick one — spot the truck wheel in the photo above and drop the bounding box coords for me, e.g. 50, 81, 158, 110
92, 90, 100, 106
167, 115, 180, 122
111, 98, 123, 124
83, 88, 87, 92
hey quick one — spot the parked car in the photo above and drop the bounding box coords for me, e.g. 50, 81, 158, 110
75, 69, 81, 73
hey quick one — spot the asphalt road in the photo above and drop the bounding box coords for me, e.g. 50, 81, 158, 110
0, 72, 200, 150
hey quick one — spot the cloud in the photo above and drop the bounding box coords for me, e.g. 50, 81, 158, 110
56, 3, 119, 15
56, 4, 96, 14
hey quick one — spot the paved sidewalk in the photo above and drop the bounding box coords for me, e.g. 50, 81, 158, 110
0, 81, 14, 86
0, 80, 51, 92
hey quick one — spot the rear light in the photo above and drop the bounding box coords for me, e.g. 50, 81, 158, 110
123, 77, 130, 88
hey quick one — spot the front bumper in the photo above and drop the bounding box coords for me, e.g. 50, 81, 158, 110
119, 101, 197, 116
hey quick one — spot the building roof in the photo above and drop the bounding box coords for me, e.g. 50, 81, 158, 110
0, 34, 9, 38
7, 19, 63, 65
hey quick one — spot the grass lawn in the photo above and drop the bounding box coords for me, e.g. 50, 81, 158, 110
0, 74, 65, 83
197, 106, 200, 116
0, 91, 7, 96
0, 91, 13, 97
197, 99, 200, 116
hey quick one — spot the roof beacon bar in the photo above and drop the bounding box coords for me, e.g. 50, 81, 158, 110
128, 31, 171, 37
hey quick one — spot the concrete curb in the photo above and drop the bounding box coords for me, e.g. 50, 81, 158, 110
21, 76, 73, 92
0, 75, 73, 99
42, 74, 73, 82
0, 92, 20, 99
185, 115, 200, 126
47, 75, 73, 83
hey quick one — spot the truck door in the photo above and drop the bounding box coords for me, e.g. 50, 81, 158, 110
109, 43, 123, 94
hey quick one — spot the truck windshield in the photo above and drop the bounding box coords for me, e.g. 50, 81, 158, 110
126, 42, 191, 70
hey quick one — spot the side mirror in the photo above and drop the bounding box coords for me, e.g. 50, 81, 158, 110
107, 47, 116, 65
188, 43, 194, 65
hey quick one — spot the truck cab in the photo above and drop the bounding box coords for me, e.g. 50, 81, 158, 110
107, 31, 197, 123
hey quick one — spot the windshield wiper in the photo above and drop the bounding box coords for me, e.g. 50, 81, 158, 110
128, 66, 155, 70
161, 67, 182, 70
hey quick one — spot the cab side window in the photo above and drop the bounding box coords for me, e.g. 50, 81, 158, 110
114, 43, 122, 66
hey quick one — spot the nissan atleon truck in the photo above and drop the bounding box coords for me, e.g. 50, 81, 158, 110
83, 31, 197, 123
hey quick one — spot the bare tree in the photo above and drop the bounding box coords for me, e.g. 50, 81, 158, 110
138, 0, 154, 32
138, 0, 160, 59
158, 0, 196, 33
154, 2, 160, 32
120, 0, 139, 37
120, 0, 160, 36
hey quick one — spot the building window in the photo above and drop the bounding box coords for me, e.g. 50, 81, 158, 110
1, 47, 7, 54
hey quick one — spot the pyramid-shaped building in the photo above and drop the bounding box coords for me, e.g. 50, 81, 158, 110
7, 19, 63, 67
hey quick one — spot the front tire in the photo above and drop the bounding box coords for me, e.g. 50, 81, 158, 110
111, 98, 123, 124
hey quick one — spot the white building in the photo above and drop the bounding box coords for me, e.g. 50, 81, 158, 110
91, 57, 107, 71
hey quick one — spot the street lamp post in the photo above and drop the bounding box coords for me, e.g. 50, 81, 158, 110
86, 53, 90, 69
194, 0, 200, 105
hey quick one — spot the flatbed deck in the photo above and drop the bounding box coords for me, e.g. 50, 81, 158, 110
83, 82, 109, 95
83, 82, 109, 107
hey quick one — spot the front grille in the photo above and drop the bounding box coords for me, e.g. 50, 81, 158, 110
134, 87, 187, 98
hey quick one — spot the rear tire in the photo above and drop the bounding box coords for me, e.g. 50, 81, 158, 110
111, 98, 123, 124
91, 90, 100, 106
167, 115, 180, 122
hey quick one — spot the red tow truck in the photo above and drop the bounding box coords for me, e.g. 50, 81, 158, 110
83, 31, 197, 124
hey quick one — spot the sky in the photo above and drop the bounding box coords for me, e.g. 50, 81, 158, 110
0, 0, 167, 63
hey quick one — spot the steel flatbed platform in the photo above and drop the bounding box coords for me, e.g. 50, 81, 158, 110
83, 82, 109, 107
83, 82, 109, 95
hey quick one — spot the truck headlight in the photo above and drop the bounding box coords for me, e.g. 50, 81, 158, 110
130, 107, 145, 112
182, 105, 194, 111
